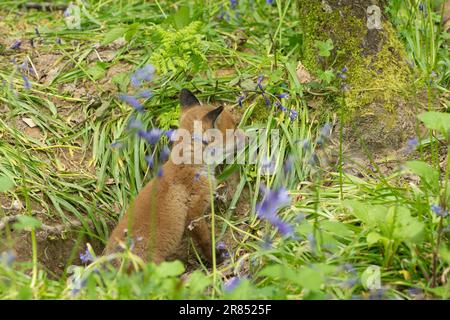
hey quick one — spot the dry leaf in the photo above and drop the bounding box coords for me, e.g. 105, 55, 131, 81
296, 62, 313, 84
22, 117, 36, 128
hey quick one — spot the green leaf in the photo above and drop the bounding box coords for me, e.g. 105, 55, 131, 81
87, 62, 106, 81
0, 175, 15, 192
102, 27, 127, 45
317, 69, 335, 84
386, 206, 424, 244
173, 6, 191, 29
13, 216, 42, 231
296, 267, 325, 291
367, 232, 383, 245
418, 111, 450, 133
315, 39, 334, 57
321, 220, 354, 239
186, 270, 210, 295
361, 265, 381, 290
156, 261, 185, 277
405, 161, 439, 189
111, 72, 130, 92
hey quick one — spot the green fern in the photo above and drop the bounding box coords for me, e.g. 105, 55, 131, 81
150, 21, 207, 75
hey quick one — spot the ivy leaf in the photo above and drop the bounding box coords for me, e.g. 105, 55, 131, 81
315, 39, 334, 57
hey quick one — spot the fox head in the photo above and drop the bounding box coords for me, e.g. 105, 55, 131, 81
171, 89, 245, 165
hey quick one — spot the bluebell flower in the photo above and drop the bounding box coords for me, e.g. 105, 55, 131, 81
165, 129, 176, 141
283, 156, 293, 173
320, 123, 332, 138
266, 0, 275, 5
260, 235, 273, 250
160, 145, 170, 162
308, 153, 319, 166
277, 93, 289, 99
256, 75, 264, 91
138, 90, 153, 99
56, 38, 62, 45
0, 250, 16, 266
157, 167, 164, 177
256, 185, 294, 236
406, 137, 418, 154
138, 128, 162, 145
369, 288, 385, 300
194, 172, 201, 182
307, 233, 316, 251
230, 0, 238, 9
300, 139, 311, 150
261, 157, 275, 174
418, 3, 424, 11
127, 116, 143, 130
79, 248, 94, 264
110, 141, 123, 149
21, 73, 31, 90
224, 277, 241, 292
118, 94, 144, 112
130, 64, 155, 87
145, 155, 154, 169
274, 101, 287, 112
289, 109, 298, 121
237, 95, 245, 107
70, 278, 87, 297
431, 204, 449, 217
10, 40, 22, 50
275, 220, 294, 236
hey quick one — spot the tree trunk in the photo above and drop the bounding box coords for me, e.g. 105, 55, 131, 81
299, 0, 418, 156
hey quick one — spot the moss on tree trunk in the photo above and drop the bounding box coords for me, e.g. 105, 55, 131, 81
299, 0, 418, 154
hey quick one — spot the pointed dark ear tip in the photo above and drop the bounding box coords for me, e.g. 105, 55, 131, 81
179, 88, 200, 108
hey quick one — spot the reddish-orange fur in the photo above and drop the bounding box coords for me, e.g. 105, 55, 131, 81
104, 89, 240, 265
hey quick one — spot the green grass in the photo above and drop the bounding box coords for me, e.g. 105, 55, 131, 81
0, 0, 449, 299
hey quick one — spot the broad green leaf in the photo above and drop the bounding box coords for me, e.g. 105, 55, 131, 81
13, 216, 42, 230
418, 112, 450, 134
0, 175, 15, 192
367, 232, 383, 245
102, 27, 127, 45
361, 265, 381, 290
173, 6, 191, 29
87, 62, 106, 81
386, 206, 424, 244
156, 260, 185, 277
405, 161, 439, 189
296, 267, 325, 291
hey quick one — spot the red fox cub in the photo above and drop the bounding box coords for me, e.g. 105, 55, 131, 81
104, 89, 244, 265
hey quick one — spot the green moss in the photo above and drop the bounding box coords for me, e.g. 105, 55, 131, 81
298, 1, 413, 114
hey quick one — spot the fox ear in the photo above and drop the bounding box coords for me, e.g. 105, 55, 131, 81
179, 88, 200, 109
204, 106, 224, 124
